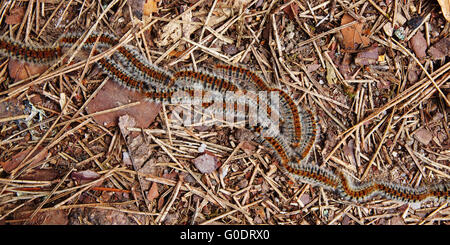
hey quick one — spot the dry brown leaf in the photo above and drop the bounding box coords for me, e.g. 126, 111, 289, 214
343, 140, 356, 166
5, 6, 25, 25
241, 141, 256, 155
383, 22, 394, 36
437, 0, 450, 22
147, 182, 159, 201
181, 9, 195, 37
28, 210, 68, 225
169, 49, 188, 58
0, 146, 48, 173
409, 32, 427, 59
306, 63, 321, 73
157, 7, 229, 47
71, 170, 101, 185
193, 152, 220, 174
340, 14, 371, 50
77, 209, 136, 225
0, 98, 24, 118
143, 0, 160, 16
355, 47, 380, 66
85, 79, 161, 128
223, 44, 238, 55
232, 0, 253, 8
157, 9, 195, 47
283, 2, 300, 20
19, 169, 59, 181
408, 69, 419, 83
428, 37, 450, 60
118, 114, 137, 137
8, 59, 49, 82
326, 60, 338, 84
414, 128, 433, 145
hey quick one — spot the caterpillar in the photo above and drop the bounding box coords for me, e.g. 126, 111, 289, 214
260, 135, 449, 203
0, 36, 62, 64
0, 33, 448, 204
213, 63, 321, 168
59, 32, 173, 88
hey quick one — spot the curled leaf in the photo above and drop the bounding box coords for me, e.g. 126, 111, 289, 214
340, 14, 371, 50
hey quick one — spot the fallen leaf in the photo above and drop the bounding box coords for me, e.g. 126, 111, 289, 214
181, 10, 195, 37
157, 20, 182, 47
237, 178, 248, 188
169, 49, 188, 58
409, 32, 427, 59
8, 59, 49, 82
339, 14, 371, 50
383, 22, 394, 37
223, 44, 238, 55
342, 215, 351, 225
28, 210, 68, 225
437, 0, 450, 21
338, 52, 352, 80
5, 7, 25, 25
162, 170, 178, 181
163, 212, 179, 225
234, 128, 256, 142
122, 151, 133, 166
407, 69, 419, 83
19, 169, 59, 181
326, 60, 338, 84
85, 79, 161, 128
254, 206, 266, 220
78, 209, 136, 225
232, 0, 253, 8
143, 0, 160, 16
306, 63, 321, 73
283, 2, 300, 20
355, 47, 379, 66
193, 152, 220, 174
147, 182, 159, 201
414, 128, 433, 145
71, 170, 101, 185
390, 216, 406, 225
0, 146, 48, 173
394, 12, 407, 26
427, 37, 450, 60
299, 193, 312, 206
0, 98, 24, 118
241, 141, 256, 155
156, 8, 228, 47
118, 114, 136, 137
157, 195, 165, 210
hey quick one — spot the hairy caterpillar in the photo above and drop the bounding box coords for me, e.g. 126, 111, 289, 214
1, 33, 448, 204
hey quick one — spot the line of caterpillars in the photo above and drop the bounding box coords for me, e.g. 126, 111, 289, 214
0, 32, 448, 204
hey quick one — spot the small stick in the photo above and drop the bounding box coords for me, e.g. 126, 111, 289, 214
361, 106, 396, 180
156, 180, 182, 224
